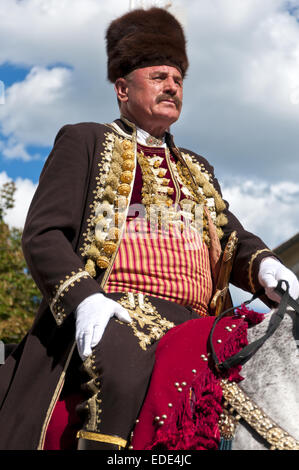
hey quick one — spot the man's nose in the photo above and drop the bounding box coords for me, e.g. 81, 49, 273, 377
163, 78, 178, 95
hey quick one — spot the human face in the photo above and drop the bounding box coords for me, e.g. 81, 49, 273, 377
115, 65, 183, 137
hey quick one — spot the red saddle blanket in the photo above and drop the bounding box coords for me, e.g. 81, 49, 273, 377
131, 314, 250, 450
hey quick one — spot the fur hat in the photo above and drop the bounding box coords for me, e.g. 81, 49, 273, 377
106, 7, 188, 82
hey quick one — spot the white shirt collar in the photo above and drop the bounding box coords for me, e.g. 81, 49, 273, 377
136, 126, 166, 148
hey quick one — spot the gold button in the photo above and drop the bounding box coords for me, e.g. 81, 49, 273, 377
122, 140, 133, 151
103, 241, 117, 255
118, 183, 131, 196
96, 256, 110, 269
122, 159, 135, 171
120, 171, 133, 184
108, 227, 121, 241
122, 150, 134, 160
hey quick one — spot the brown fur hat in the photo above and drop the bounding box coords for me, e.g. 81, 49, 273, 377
106, 7, 188, 82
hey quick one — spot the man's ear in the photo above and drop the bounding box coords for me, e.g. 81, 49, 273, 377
114, 78, 129, 103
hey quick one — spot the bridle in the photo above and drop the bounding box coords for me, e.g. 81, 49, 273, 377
209, 280, 299, 373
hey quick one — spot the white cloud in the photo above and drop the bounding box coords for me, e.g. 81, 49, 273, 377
0, 138, 40, 162
222, 179, 299, 249
0, 66, 73, 147
0, 0, 120, 67
0, 171, 37, 228
177, 0, 299, 182
0, 0, 128, 154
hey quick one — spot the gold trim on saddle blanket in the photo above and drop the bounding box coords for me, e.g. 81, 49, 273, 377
220, 379, 299, 450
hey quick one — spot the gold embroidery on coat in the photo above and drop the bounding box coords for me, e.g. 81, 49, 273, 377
116, 293, 175, 350
175, 153, 228, 244
248, 248, 272, 293
50, 269, 90, 325
136, 149, 202, 236
80, 131, 136, 280
80, 353, 103, 433
77, 430, 127, 448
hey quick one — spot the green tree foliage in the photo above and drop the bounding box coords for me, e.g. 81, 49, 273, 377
0, 181, 15, 220
0, 182, 41, 343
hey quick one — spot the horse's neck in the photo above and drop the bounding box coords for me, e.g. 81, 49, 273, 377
240, 309, 299, 440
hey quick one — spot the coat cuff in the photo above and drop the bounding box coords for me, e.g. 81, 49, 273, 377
49, 268, 103, 325
248, 249, 279, 294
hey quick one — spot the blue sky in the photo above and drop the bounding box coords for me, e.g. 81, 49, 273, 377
0, 64, 44, 181
0, 62, 72, 183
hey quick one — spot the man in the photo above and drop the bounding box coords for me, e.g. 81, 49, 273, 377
0, 7, 298, 450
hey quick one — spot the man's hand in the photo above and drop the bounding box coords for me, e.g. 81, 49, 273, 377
258, 257, 299, 303
75, 293, 132, 361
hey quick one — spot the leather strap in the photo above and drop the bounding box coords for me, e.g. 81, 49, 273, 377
209, 280, 299, 372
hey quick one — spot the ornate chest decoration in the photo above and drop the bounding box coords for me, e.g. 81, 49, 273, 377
80, 122, 228, 283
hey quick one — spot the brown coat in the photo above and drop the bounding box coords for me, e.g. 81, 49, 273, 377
0, 119, 274, 449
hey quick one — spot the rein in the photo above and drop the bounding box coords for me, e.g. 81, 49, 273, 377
209, 280, 299, 373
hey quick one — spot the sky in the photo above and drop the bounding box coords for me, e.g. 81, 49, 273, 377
0, 0, 299, 308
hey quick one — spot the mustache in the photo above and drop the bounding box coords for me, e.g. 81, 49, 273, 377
156, 94, 182, 109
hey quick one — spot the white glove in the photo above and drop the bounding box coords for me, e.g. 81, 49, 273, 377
258, 257, 299, 303
75, 293, 132, 361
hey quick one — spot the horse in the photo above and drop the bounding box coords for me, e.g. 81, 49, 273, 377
228, 306, 299, 450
